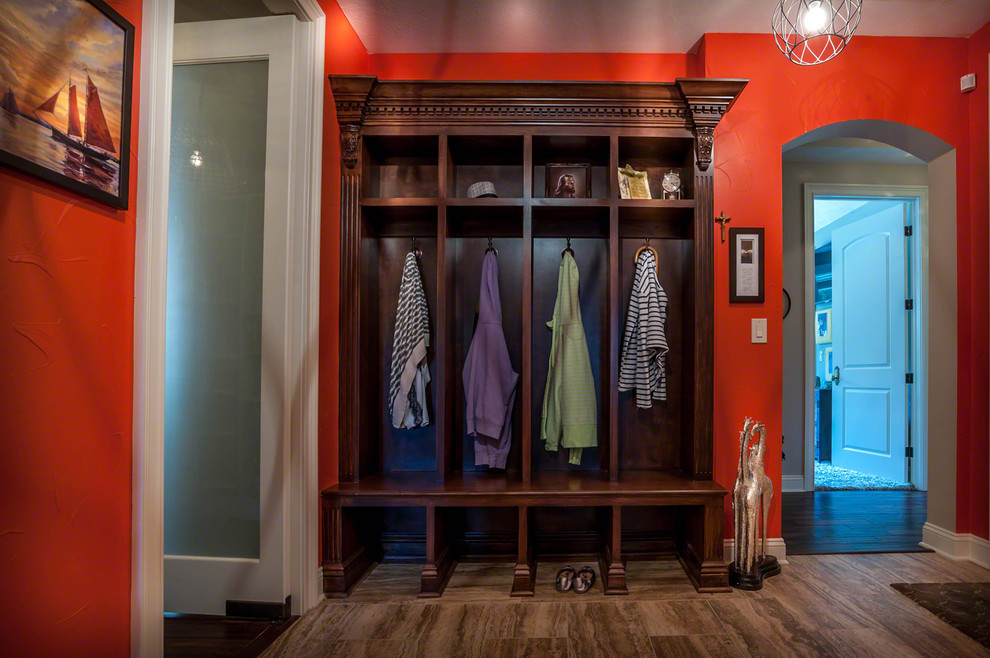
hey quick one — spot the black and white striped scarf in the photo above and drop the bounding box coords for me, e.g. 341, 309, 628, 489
388, 252, 431, 428
618, 249, 668, 408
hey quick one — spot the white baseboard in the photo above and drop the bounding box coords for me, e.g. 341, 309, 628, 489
782, 475, 808, 493
920, 522, 990, 570
723, 538, 788, 565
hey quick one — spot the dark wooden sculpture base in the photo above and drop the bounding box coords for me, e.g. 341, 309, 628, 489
729, 556, 782, 591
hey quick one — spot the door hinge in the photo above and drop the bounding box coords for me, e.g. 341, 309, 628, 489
904, 225, 913, 237
905, 373, 914, 384
905, 299, 914, 310
905, 446, 914, 458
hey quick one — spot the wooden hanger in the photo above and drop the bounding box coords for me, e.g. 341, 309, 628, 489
561, 237, 574, 259
634, 238, 659, 275
485, 236, 498, 256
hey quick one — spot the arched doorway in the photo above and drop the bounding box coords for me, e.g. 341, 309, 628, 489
779, 120, 957, 554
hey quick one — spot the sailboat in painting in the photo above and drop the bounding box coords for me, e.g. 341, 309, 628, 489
33, 73, 118, 163
1, 86, 20, 114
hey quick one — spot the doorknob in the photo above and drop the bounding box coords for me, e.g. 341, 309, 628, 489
833, 366, 840, 384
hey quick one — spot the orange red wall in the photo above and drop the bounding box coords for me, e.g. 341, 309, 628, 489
0, 1, 140, 655
320, 18, 990, 540
700, 32, 980, 538
961, 21, 990, 539
317, 0, 370, 493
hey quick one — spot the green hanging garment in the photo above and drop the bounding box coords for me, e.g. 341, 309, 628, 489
541, 251, 598, 465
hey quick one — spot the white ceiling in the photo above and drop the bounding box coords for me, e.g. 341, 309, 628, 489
337, 0, 990, 54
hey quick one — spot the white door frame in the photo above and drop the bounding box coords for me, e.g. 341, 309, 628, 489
802, 183, 929, 493
133, 0, 325, 654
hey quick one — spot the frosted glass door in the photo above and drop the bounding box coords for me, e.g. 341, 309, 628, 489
165, 59, 269, 560
163, 15, 297, 616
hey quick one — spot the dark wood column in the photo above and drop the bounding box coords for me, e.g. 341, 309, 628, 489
511, 505, 536, 596
601, 505, 628, 594
331, 75, 376, 482
676, 78, 747, 480
421, 506, 457, 598
677, 501, 731, 593
322, 503, 380, 598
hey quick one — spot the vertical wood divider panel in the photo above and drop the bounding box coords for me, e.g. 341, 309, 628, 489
522, 134, 533, 484
421, 505, 456, 597
322, 504, 379, 597
512, 505, 536, 596
437, 134, 455, 480
608, 135, 620, 481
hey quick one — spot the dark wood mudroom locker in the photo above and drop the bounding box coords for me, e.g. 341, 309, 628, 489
322, 76, 747, 598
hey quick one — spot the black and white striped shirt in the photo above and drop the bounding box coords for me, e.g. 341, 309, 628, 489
618, 249, 668, 408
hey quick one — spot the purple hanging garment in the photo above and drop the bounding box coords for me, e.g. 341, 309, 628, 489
463, 251, 519, 469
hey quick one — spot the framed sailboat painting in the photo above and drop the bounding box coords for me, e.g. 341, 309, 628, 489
0, 0, 134, 209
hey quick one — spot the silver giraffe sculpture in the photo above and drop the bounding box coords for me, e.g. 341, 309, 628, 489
732, 418, 772, 576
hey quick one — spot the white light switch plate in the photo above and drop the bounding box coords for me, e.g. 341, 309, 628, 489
961, 73, 977, 93
752, 318, 767, 343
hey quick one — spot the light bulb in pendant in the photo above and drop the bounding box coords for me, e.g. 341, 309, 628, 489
802, 1, 829, 34
189, 150, 203, 167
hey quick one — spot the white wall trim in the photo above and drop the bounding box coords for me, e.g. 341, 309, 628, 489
802, 183, 929, 492
723, 538, 789, 565
133, 0, 174, 655
782, 475, 807, 493
920, 523, 990, 570
287, 0, 326, 616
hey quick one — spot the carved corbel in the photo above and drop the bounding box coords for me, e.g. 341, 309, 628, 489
340, 124, 361, 170
694, 126, 715, 172
329, 75, 376, 170
675, 79, 748, 172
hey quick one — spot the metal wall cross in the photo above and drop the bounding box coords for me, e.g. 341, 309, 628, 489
716, 211, 732, 243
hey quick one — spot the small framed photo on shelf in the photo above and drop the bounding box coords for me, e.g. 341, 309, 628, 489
728, 227, 765, 303
546, 163, 591, 198
815, 308, 832, 344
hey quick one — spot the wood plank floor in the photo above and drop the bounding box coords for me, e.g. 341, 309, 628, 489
165, 615, 296, 657
782, 490, 928, 554
262, 554, 990, 657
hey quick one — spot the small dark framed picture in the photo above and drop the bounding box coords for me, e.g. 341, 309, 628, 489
815, 308, 832, 344
729, 227, 765, 303
0, 0, 135, 209
546, 163, 591, 198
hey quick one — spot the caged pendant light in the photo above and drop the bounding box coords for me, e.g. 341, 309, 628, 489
772, 0, 862, 65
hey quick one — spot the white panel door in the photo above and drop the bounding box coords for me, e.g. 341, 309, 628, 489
164, 16, 298, 616
831, 205, 908, 482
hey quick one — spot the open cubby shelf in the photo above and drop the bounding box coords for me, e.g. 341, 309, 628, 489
327, 76, 747, 600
